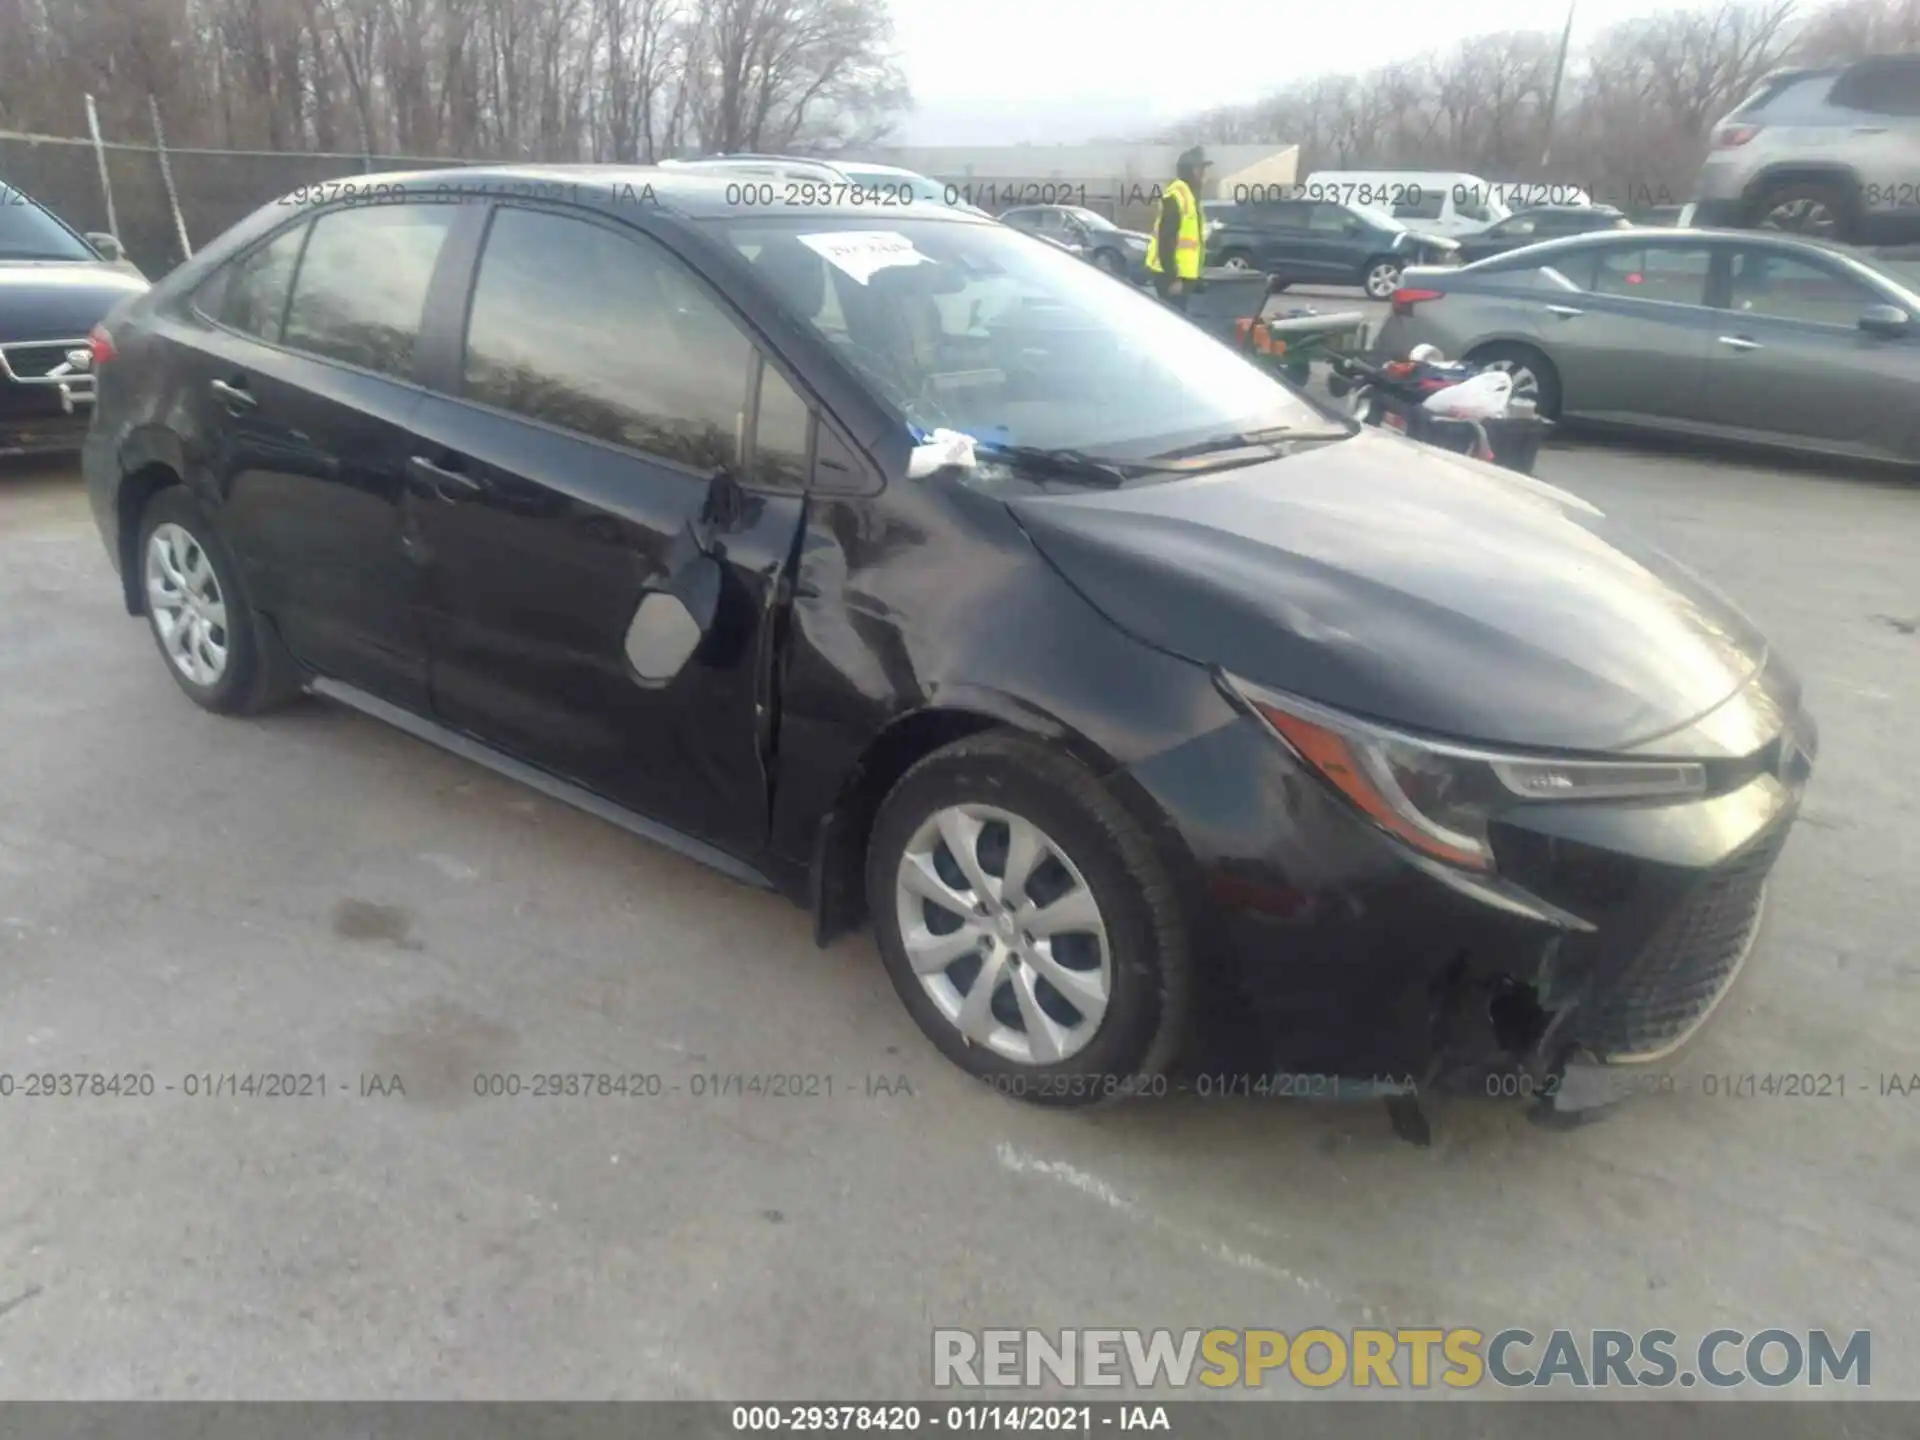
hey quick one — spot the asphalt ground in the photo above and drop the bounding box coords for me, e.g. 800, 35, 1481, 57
0, 428, 1914, 1402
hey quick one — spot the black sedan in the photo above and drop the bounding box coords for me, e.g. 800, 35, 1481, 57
998, 205, 1151, 280
1, 183, 148, 458
1454, 204, 1633, 264
82, 168, 1814, 1117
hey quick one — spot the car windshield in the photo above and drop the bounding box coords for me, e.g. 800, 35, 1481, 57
1351, 205, 1405, 232
0, 186, 97, 262
1065, 207, 1120, 232
1859, 247, 1920, 299
713, 216, 1326, 461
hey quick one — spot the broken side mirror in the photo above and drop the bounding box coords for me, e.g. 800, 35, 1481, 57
622, 466, 743, 684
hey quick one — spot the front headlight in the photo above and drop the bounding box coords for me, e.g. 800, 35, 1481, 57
1221, 674, 1707, 872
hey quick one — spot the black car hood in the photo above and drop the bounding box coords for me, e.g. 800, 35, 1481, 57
0, 263, 149, 342
1007, 431, 1770, 753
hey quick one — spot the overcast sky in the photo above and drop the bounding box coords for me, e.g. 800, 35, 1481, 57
889, 0, 1690, 143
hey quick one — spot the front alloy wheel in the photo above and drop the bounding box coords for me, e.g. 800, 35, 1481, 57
894, 804, 1111, 1064
866, 733, 1189, 1103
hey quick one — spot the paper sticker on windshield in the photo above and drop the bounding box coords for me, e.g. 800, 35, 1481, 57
798, 231, 933, 285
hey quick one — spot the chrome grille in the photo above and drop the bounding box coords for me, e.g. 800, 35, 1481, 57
1579, 833, 1785, 1061
0, 338, 92, 384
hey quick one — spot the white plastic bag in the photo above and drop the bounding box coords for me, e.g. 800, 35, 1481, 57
1422, 369, 1513, 420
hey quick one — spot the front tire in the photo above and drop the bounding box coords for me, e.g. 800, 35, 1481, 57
866, 732, 1189, 1104
1467, 342, 1562, 420
137, 487, 299, 715
1095, 248, 1127, 276
1362, 257, 1403, 299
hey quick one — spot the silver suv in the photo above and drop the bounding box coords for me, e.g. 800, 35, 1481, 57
1691, 54, 1920, 244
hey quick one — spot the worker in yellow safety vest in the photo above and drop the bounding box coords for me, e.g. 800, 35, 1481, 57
1145, 146, 1211, 313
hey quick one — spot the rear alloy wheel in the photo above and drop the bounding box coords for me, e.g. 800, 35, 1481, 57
137, 487, 300, 714
1363, 259, 1403, 300
146, 521, 230, 690
1468, 342, 1562, 420
867, 733, 1188, 1103
1217, 249, 1255, 272
1751, 181, 1852, 243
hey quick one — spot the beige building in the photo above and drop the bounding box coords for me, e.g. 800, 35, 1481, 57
864, 144, 1299, 225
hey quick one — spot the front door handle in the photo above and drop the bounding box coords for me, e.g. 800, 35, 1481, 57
1717, 335, 1763, 351
1544, 304, 1584, 318
208, 377, 256, 413
408, 454, 484, 502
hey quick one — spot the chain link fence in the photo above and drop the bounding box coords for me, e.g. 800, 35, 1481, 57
2, 110, 479, 278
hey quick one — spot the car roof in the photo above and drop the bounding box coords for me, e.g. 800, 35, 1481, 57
282, 163, 987, 225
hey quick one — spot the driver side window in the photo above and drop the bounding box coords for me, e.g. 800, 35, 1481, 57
1727, 249, 1883, 327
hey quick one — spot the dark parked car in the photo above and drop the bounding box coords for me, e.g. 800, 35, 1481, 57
1, 183, 147, 457
1204, 198, 1459, 299
1376, 227, 1920, 464
1454, 205, 1632, 264
999, 205, 1150, 280
84, 168, 1814, 1116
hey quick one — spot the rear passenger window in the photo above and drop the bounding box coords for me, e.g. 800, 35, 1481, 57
282, 204, 454, 377
1592, 245, 1711, 305
1827, 58, 1920, 117
462, 207, 754, 472
215, 223, 307, 341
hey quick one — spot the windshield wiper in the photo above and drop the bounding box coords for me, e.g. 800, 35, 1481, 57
974, 442, 1167, 488
1151, 425, 1354, 462
1150, 426, 1300, 460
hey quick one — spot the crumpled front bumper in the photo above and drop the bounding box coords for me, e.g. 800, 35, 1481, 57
1120, 669, 1815, 1109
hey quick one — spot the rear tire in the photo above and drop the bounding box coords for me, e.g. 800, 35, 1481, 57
1467, 342, 1562, 421
866, 732, 1189, 1105
1747, 179, 1855, 243
1217, 249, 1254, 272
1362, 257, 1403, 300
137, 488, 301, 715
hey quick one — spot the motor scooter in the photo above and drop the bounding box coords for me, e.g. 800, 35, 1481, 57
1327, 347, 1547, 475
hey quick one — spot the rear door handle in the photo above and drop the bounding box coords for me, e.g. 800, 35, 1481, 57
408, 454, 484, 502
1544, 304, 1584, 318
208, 377, 256, 412
1717, 335, 1763, 351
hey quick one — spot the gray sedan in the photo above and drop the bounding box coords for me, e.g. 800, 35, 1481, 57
1374, 228, 1920, 465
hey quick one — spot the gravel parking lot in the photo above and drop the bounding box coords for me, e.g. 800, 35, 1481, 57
0, 433, 1915, 1402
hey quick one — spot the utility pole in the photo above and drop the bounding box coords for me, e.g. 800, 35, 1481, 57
1540, 0, 1577, 168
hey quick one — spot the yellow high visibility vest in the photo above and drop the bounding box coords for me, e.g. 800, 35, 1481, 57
1144, 179, 1204, 280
